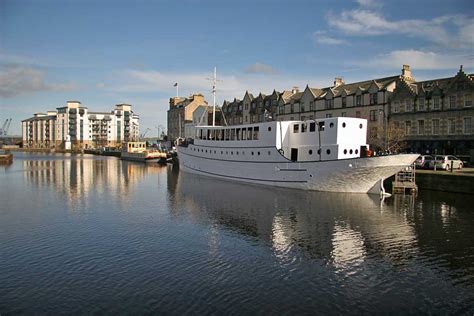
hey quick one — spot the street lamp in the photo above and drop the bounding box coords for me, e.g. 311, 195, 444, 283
379, 109, 388, 153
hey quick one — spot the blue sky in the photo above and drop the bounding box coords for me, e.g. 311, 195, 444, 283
1, 0, 473, 135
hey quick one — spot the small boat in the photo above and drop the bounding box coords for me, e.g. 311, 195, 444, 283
121, 141, 167, 163
0, 150, 13, 165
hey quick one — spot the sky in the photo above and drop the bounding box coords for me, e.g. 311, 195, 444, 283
1, 0, 473, 136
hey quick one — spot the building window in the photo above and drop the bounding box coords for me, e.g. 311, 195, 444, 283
326, 113, 333, 118
449, 96, 456, 109
465, 94, 472, 107
448, 118, 456, 134
418, 98, 425, 111
356, 95, 362, 106
432, 119, 440, 135
290, 104, 294, 113
393, 101, 400, 113
405, 121, 411, 135
279, 106, 284, 115
342, 97, 347, 108
369, 110, 377, 121
464, 117, 472, 134
370, 93, 378, 105
341, 112, 346, 117
325, 99, 333, 109
418, 120, 425, 135
356, 111, 361, 118
433, 96, 440, 110
405, 99, 413, 112
293, 124, 299, 133
301, 104, 305, 112
310, 101, 315, 111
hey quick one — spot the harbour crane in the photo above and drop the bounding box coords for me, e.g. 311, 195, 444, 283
139, 128, 151, 139
0, 118, 12, 137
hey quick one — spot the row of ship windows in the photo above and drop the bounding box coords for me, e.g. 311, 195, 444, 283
192, 147, 359, 156
293, 121, 362, 133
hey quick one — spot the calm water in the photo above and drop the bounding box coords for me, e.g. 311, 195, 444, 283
1, 153, 474, 314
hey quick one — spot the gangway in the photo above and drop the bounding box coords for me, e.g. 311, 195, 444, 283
392, 164, 418, 194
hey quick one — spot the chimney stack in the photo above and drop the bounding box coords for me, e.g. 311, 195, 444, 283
291, 86, 299, 94
401, 65, 413, 81
334, 77, 344, 87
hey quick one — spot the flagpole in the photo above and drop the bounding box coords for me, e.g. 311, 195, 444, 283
212, 67, 216, 127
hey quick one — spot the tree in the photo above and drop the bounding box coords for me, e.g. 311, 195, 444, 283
369, 122, 407, 154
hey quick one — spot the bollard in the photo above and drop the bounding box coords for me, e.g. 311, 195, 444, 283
451, 160, 454, 172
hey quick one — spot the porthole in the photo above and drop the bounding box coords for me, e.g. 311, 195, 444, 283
221, 151, 223, 154
237, 152, 239, 155
342, 122, 346, 128
344, 149, 347, 154
268, 127, 272, 132
226, 151, 228, 155
309, 149, 313, 155
326, 149, 331, 155
258, 152, 261, 155
231, 151, 233, 155
214, 150, 216, 154
350, 149, 353, 154
205, 150, 208, 153
355, 149, 359, 154
359, 123, 363, 129
330, 122, 334, 128
317, 149, 321, 155
251, 152, 254, 155
268, 151, 271, 155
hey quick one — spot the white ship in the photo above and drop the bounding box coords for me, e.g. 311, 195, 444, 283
177, 68, 418, 194
177, 118, 418, 193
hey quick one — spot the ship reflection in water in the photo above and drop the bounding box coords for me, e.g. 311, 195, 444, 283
1, 154, 473, 314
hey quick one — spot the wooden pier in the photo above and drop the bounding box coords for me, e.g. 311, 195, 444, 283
392, 165, 418, 194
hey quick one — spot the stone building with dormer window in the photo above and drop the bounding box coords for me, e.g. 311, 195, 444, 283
388, 66, 474, 158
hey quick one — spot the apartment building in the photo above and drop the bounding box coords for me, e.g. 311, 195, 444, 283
389, 66, 474, 157
220, 65, 473, 158
167, 93, 208, 141
22, 101, 139, 150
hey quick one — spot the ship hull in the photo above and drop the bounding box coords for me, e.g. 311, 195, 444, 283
177, 145, 418, 193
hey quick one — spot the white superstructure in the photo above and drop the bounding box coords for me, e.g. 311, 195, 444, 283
177, 117, 418, 193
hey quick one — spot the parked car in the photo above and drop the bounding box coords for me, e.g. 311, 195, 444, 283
428, 155, 464, 170
415, 155, 433, 169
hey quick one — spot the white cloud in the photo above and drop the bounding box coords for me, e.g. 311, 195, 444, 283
0, 65, 76, 97
353, 49, 473, 70
356, 0, 381, 8
327, 10, 473, 48
313, 31, 348, 45
244, 62, 278, 75
107, 69, 329, 104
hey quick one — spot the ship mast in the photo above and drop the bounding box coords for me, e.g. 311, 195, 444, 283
212, 67, 216, 127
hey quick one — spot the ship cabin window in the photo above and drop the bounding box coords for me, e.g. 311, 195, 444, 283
236, 128, 241, 140
247, 127, 253, 140
231, 129, 236, 140
207, 130, 211, 140
253, 127, 259, 140
318, 122, 325, 131
301, 123, 307, 133
310, 122, 316, 132
225, 129, 230, 140
293, 124, 299, 133
242, 129, 247, 140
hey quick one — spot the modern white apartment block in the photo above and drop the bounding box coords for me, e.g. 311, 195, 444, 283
22, 101, 140, 150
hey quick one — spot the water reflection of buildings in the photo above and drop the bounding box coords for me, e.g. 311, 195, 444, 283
23, 154, 165, 210
169, 170, 419, 271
